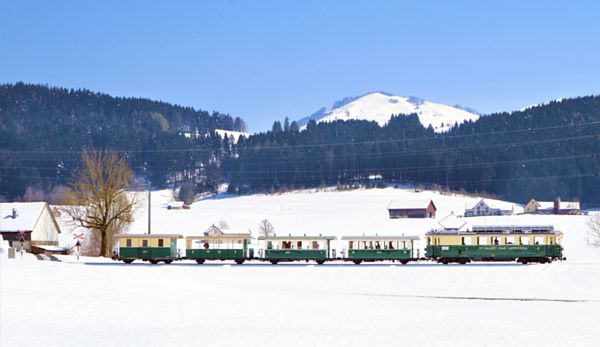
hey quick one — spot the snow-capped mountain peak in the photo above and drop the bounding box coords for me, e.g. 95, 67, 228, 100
299, 92, 479, 132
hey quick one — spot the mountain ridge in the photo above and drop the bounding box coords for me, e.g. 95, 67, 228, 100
298, 92, 480, 132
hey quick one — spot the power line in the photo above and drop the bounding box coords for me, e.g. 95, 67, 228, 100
2, 120, 598, 155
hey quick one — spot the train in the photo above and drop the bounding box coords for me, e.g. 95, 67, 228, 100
112, 224, 565, 265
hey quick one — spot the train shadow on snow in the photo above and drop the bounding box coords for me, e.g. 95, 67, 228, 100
82, 262, 527, 268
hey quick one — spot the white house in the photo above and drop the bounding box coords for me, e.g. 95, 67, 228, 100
0, 202, 61, 252
464, 199, 513, 217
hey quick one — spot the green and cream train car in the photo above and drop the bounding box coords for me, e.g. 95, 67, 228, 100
185, 233, 253, 264
258, 235, 336, 264
425, 225, 564, 264
113, 234, 183, 264
341, 235, 420, 264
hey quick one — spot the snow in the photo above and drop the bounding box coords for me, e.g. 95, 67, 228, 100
0, 202, 47, 232
2, 187, 600, 346
215, 129, 250, 142
304, 92, 480, 132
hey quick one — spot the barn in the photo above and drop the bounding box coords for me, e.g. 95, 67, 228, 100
388, 200, 437, 219
0, 202, 62, 253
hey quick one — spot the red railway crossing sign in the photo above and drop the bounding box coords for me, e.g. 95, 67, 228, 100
17, 231, 27, 258
73, 233, 84, 261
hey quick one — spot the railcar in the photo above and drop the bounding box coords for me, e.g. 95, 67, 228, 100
425, 225, 564, 264
341, 235, 420, 264
113, 234, 183, 264
258, 235, 336, 264
185, 234, 253, 264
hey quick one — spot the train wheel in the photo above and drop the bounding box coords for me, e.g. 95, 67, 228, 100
124, 259, 133, 264
270, 260, 279, 265
235, 259, 244, 265
149, 260, 158, 264
353, 260, 362, 265
401, 260, 409, 265
195, 259, 205, 264
316, 260, 325, 265
164, 260, 173, 264
459, 259, 467, 265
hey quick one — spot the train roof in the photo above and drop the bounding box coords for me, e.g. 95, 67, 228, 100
113, 234, 184, 239
341, 235, 419, 241
471, 225, 555, 233
186, 234, 252, 240
258, 235, 336, 241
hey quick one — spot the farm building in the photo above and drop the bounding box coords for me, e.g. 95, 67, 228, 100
388, 200, 436, 219
438, 213, 470, 231
524, 198, 580, 215
464, 199, 513, 217
0, 202, 62, 253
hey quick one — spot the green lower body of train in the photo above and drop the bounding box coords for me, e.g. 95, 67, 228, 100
425, 244, 564, 264
264, 249, 328, 264
118, 246, 178, 264
186, 248, 253, 264
347, 249, 413, 264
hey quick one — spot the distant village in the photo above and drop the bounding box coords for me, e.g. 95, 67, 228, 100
0, 195, 582, 257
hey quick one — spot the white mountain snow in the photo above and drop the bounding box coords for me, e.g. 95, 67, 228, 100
300, 92, 480, 132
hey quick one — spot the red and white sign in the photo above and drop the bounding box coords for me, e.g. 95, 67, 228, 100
17, 231, 27, 258
73, 233, 84, 261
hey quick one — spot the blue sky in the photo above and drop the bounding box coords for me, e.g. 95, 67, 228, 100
1, 0, 599, 131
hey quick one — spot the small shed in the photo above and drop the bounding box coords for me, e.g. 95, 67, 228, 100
0, 202, 62, 253
388, 200, 436, 219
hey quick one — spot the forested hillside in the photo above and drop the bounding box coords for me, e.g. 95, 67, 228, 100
0, 83, 244, 199
223, 97, 600, 206
1, 83, 598, 207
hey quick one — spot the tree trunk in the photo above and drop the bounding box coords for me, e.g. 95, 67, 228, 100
100, 230, 111, 258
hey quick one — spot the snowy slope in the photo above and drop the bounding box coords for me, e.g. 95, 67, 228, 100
214, 129, 250, 142
301, 92, 479, 132
5, 187, 600, 347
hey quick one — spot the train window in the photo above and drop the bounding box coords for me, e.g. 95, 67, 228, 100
348, 241, 354, 250
158, 239, 164, 247
126, 239, 132, 247
478, 237, 488, 245
506, 236, 515, 245
297, 241, 302, 249
464, 237, 473, 246
520, 236, 529, 245
534, 237, 544, 245
142, 240, 148, 247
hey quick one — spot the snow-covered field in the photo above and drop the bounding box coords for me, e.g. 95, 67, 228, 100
2, 187, 600, 347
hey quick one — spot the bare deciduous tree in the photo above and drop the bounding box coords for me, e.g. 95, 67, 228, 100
258, 219, 274, 237
587, 213, 600, 247
62, 150, 140, 257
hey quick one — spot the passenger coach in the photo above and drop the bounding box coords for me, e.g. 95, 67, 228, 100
341, 235, 419, 264
258, 235, 336, 264
425, 225, 564, 264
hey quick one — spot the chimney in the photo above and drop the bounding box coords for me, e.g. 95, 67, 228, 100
12, 208, 17, 219
554, 197, 561, 214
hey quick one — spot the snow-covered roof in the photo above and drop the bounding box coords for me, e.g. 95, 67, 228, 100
536, 201, 555, 209
468, 199, 512, 211
438, 213, 469, 231
388, 200, 434, 210
0, 202, 48, 233
560, 202, 580, 210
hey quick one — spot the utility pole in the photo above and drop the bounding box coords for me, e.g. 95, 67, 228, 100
148, 183, 151, 235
